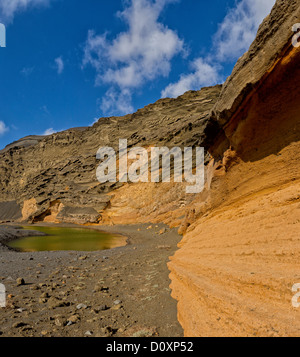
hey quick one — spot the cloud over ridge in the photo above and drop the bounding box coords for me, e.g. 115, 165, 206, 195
83, 0, 184, 115
162, 0, 276, 98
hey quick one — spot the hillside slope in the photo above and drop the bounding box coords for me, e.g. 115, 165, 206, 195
0, 86, 221, 225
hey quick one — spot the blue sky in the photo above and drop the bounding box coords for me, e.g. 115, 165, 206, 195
0, 0, 275, 149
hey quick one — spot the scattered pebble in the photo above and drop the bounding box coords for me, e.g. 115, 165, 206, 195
67, 314, 80, 325
159, 228, 167, 235
16, 278, 25, 286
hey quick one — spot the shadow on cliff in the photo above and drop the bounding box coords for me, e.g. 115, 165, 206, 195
219, 45, 300, 164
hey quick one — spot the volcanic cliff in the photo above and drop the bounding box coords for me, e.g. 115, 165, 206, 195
0, 0, 299, 337
168, 0, 300, 336
0, 85, 221, 226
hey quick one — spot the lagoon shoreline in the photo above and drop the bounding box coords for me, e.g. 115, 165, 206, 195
0, 222, 183, 337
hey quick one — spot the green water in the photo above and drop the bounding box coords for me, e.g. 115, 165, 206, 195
8, 226, 127, 252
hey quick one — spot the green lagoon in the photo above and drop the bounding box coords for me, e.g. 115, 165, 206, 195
8, 226, 126, 252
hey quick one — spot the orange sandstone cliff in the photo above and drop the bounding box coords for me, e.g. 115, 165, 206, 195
168, 0, 300, 337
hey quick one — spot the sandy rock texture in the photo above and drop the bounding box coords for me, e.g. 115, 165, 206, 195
169, 0, 300, 336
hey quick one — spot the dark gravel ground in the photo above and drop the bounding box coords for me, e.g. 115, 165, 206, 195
0, 223, 183, 337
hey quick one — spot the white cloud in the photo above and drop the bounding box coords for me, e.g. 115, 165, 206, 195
0, 0, 50, 24
213, 0, 276, 62
162, 0, 276, 98
90, 117, 99, 126
162, 58, 220, 98
43, 128, 56, 135
0, 121, 9, 135
83, 0, 184, 115
100, 88, 134, 116
54, 56, 64, 75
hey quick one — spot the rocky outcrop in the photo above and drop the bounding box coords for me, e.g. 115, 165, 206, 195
213, 0, 299, 127
0, 86, 221, 225
56, 206, 101, 225
0, 136, 45, 154
168, 0, 300, 336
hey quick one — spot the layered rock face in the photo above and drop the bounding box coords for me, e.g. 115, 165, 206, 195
169, 0, 300, 336
0, 86, 221, 224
